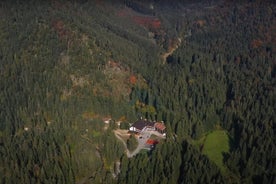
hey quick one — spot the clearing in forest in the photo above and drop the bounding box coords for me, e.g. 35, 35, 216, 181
202, 130, 230, 174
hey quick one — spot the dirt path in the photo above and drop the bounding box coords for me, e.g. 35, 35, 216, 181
128, 130, 152, 157
114, 129, 165, 158
114, 129, 151, 158
114, 130, 131, 157
162, 38, 182, 64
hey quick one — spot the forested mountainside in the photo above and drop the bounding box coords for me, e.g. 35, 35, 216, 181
0, 0, 275, 183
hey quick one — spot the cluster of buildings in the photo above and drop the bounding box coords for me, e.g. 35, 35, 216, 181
129, 119, 166, 136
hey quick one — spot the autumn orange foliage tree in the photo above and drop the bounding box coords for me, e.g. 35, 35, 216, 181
129, 75, 137, 85
251, 39, 263, 49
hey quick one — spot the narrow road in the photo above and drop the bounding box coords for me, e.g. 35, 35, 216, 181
128, 130, 152, 157
162, 38, 182, 64
114, 129, 165, 158
113, 130, 131, 157
114, 130, 152, 158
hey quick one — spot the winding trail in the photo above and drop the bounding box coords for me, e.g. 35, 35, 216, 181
114, 130, 164, 158
114, 129, 153, 158
129, 130, 152, 157
162, 38, 182, 64
114, 129, 166, 158
114, 130, 131, 157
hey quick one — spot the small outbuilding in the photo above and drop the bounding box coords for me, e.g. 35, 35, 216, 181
154, 122, 166, 134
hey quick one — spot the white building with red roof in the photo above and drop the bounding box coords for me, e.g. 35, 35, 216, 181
129, 119, 166, 136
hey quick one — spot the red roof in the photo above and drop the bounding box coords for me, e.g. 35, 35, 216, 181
146, 139, 159, 145
154, 122, 166, 131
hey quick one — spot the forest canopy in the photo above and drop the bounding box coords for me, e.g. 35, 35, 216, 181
0, 0, 275, 183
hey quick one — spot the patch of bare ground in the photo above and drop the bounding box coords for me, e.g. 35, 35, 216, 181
162, 37, 182, 64
60, 74, 89, 101
60, 88, 72, 101
114, 129, 130, 142
103, 60, 147, 99
70, 74, 89, 88
59, 52, 70, 66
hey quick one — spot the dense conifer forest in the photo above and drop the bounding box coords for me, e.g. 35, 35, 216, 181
0, 0, 275, 183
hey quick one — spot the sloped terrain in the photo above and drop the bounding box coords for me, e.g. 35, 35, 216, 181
0, 0, 275, 184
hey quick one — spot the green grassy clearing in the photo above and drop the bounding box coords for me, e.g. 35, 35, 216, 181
191, 129, 231, 174
202, 130, 230, 174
